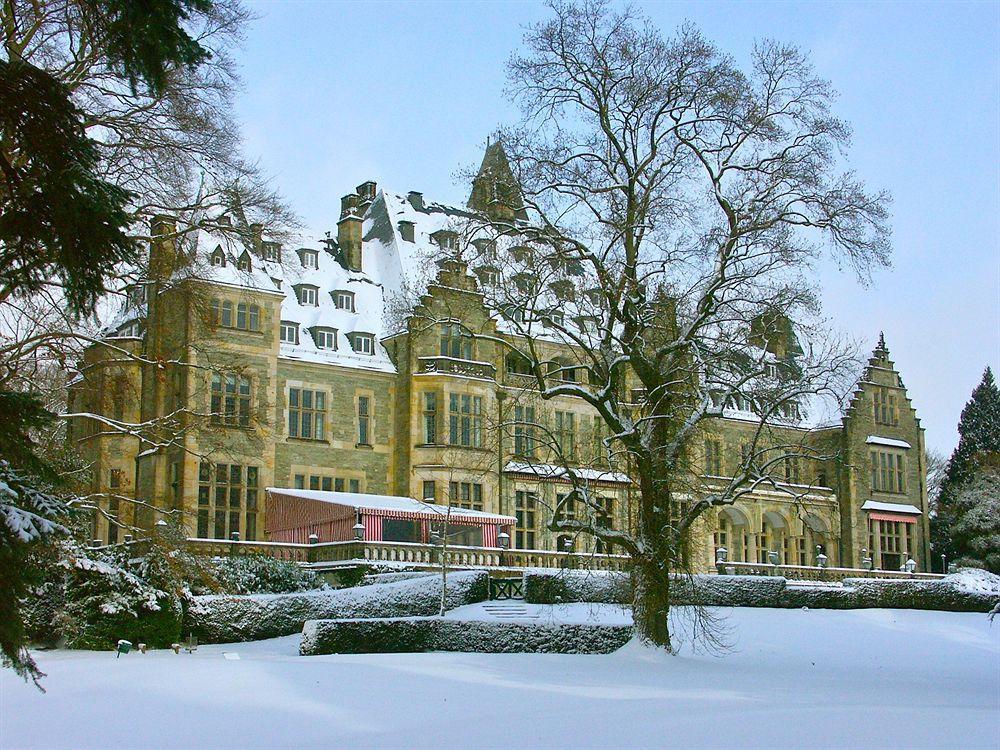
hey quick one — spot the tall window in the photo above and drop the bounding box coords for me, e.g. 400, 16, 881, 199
448, 394, 482, 447
515, 490, 537, 549
440, 322, 473, 359
513, 405, 537, 457
449, 482, 483, 511
198, 462, 258, 540
555, 411, 576, 460
704, 438, 722, 476
280, 321, 299, 344
213, 300, 260, 331
288, 388, 326, 440
211, 373, 251, 427
422, 392, 438, 444
591, 415, 607, 466
594, 496, 614, 553
784, 456, 801, 484
169, 462, 181, 507
870, 450, 906, 493
357, 396, 371, 445
873, 387, 899, 426
422, 480, 436, 502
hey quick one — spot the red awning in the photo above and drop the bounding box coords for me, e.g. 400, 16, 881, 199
869, 511, 918, 524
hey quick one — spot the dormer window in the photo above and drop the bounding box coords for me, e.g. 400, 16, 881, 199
263, 241, 281, 262
210, 247, 226, 267
780, 401, 801, 420
764, 362, 779, 378
311, 327, 338, 350
430, 230, 459, 252
128, 284, 146, 306
295, 284, 319, 306
237, 251, 252, 272
475, 265, 498, 286
511, 245, 533, 264
471, 237, 496, 259
541, 310, 564, 328
279, 321, 299, 344
550, 279, 575, 302
270, 277, 282, 290
576, 315, 598, 334
116, 320, 141, 338
513, 272, 536, 294
298, 249, 319, 269
349, 332, 375, 355
503, 305, 527, 324
333, 290, 355, 312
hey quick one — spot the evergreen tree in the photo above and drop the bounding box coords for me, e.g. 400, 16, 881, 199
951, 464, 1000, 573
931, 368, 1000, 566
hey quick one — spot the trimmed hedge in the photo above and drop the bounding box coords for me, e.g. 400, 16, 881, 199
300, 617, 631, 656
185, 570, 489, 643
524, 569, 998, 612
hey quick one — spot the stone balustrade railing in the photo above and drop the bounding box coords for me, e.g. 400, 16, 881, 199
418, 356, 496, 380
716, 560, 945, 582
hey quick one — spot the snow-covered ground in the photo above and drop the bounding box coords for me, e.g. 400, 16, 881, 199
2, 606, 997, 749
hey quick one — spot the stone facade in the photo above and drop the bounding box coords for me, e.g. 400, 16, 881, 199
68, 153, 929, 572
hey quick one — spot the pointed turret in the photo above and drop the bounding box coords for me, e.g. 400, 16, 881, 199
467, 138, 528, 223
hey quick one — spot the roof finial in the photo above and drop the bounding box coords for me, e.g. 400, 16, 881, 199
875, 331, 887, 355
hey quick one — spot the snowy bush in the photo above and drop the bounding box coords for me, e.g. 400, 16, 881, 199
61, 545, 183, 650
358, 571, 435, 586
300, 617, 632, 656
186, 570, 489, 643
524, 570, 998, 612
210, 554, 328, 594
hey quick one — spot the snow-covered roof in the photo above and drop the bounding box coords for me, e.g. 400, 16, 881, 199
861, 500, 922, 515
265, 488, 516, 523
503, 462, 631, 485
866, 436, 912, 449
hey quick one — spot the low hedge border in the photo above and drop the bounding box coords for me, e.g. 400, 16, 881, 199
185, 570, 488, 643
524, 570, 997, 613
300, 617, 632, 656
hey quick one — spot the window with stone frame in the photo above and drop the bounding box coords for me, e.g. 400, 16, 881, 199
704, 438, 722, 476
422, 480, 437, 502
288, 388, 326, 440
422, 391, 438, 444
439, 322, 473, 360
296, 285, 319, 306
594, 496, 614, 553
448, 393, 483, 448
515, 490, 537, 549
873, 386, 899, 426
350, 332, 375, 354
870, 450, 906, 493
311, 327, 338, 350
197, 462, 259, 540
783, 455, 801, 484
449, 481, 483, 511
513, 405, 537, 458
555, 411, 576, 460
357, 396, 372, 445
210, 372, 251, 427
333, 290, 355, 311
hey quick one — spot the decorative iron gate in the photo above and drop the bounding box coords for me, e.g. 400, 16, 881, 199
488, 577, 524, 600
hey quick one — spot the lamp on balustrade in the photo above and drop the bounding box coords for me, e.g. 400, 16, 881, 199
230, 531, 240, 542
862, 556, 873, 571
905, 558, 917, 574
768, 550, 780, 566
353, 522, 365, 541
498, 531, 510, 550
308, 533, 319, 544
817, 553, 828, 568
715, 547, 728, 564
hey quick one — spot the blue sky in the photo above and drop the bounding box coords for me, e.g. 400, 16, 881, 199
235, 0, 999, 455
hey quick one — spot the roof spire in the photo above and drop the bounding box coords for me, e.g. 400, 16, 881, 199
467, 136, 527, 223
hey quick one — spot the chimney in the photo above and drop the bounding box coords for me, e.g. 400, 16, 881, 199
338, 192, 363, 272
407, 191, 424, 211
398, 220, 415, 243
357, 181, 377, 214
249, 222, 263, 250
149, 214, 179, 279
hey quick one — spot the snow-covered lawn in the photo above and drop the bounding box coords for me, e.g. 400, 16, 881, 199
2, 606, 997, 749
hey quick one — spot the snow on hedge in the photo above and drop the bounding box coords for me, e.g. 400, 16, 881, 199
186, 570, 488, 643
524, 569, 999, 612
300, 617, 631, 656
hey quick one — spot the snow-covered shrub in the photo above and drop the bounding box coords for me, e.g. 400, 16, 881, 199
844, 572, 999, 612
186, 570, 489, 643
672, 574, 787, 607
210, 554, 328, 594
524, 569, 630, 604
359, 571, 435, 586
300, 617, 632, 656
61, 545, 183, 650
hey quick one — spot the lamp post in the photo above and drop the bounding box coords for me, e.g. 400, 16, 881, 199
562, 537, 574, 569
498, 530, 510, 568
905, 558, 917, 574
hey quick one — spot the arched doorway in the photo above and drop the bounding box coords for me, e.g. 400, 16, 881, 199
715, 506, 751, 562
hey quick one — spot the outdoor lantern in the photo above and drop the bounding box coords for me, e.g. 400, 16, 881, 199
430, 531, 441, 545
941, 554, 947, 573
308, 533, 319, 544
353, 522, 365, 541
563, 538, 573, 552
498, 531, 510, 550
905, 558, 917, 573
948, 563, 957, 574
862, 556, 873, 571
817, 553, 828, 568
123, 534, 133, 543
230, 531, 240, 542
768, 550, 780, 566
715, 547, 728, 564
91, 538, 102, 548
155, 519, 168, 528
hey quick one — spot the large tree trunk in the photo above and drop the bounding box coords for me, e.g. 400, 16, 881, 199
631, 554, 672, 651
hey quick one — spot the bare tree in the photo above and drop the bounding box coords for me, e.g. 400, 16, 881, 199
457, 1, 889, 649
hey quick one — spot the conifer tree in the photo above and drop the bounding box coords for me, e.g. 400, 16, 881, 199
931, 368, 1000, 566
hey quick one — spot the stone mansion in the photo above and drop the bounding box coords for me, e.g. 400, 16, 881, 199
68, 146, 932, 573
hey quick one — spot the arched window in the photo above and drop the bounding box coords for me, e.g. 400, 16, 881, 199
506, 351, 533, 376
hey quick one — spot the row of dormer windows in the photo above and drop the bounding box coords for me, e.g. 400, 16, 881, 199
278, 321, 375, 355
292, 285, 355, 310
